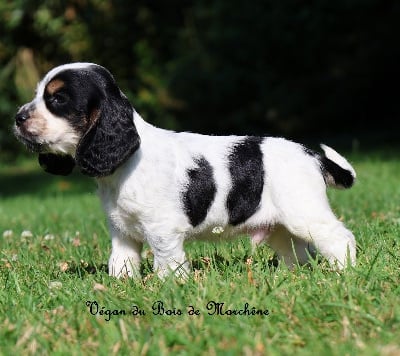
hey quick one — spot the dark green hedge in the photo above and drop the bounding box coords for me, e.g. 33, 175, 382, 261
1, 0, 399, 155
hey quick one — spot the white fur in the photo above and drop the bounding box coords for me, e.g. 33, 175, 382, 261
36, 101, 80, 155
99, 111, 356, 278
321, 144, 356, 179
17, 100, 80, 155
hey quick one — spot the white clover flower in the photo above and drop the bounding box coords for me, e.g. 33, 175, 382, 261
21, 230, 33, 238
2, 230, 13, 238
212, 226, 224, 234
44, 234, 55, 240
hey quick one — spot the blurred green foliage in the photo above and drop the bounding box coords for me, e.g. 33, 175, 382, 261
1, 1, 399, 156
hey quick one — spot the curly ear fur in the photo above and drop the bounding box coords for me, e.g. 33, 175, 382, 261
75, 75, 140, 177
38, 153, 75, 176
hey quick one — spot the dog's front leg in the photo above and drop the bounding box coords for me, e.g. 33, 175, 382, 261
147, 235, 190, 279
108, 225, 143, 278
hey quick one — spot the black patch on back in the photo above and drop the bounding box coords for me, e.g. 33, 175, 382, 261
302, 146, 317, 157
182, 157, 217, 227
227, 136, 264, 225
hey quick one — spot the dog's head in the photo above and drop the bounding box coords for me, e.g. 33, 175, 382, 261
14, 63, 140, 177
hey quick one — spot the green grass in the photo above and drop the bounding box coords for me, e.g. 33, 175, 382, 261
1, 150, 400, 355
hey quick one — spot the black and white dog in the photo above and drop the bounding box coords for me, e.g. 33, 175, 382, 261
14, 63, 356, 278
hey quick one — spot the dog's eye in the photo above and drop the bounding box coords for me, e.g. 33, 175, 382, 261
49, 92, 68, 105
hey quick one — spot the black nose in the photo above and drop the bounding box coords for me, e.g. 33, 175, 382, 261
15, 110, 29, 126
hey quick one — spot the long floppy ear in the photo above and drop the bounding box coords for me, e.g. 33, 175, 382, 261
38, 153, 76, 176
75, 91, 140, 177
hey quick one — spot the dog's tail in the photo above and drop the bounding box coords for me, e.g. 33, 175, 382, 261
318, 144, 356, 189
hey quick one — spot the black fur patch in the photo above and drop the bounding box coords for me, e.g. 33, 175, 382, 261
302, 146, 317, 157
226, 136, 264, 225
320, 156, 354, 188
38, 153, 75, 176
182, 157, 216, 227
303, 146, 354, 188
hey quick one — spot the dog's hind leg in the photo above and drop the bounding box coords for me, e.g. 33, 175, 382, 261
281, 213, 356, 269
251, 225, 316, 268
265, 225, 317, 268
270, 165, 356, 269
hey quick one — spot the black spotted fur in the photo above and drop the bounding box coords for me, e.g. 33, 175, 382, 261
182, 156, 217, 227
226, 136, 264, 225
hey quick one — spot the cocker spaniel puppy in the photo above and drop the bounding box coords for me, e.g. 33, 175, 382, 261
14, 63, 356, 278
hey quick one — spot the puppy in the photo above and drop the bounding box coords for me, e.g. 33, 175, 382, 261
14, 63, 356, 278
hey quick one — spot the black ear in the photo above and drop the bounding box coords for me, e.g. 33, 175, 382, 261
38, 153, 76, 176
75, 92, 140, 177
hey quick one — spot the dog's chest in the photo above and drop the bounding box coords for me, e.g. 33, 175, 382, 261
98, 178, 147, 238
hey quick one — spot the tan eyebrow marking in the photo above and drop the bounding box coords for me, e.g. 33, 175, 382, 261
45, 79, 65, 95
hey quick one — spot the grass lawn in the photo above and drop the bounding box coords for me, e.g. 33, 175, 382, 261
0, 149, 399, 355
